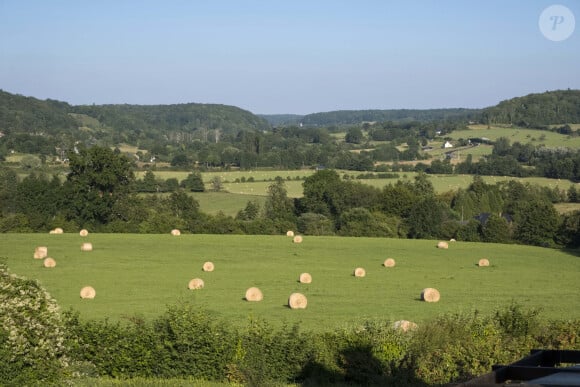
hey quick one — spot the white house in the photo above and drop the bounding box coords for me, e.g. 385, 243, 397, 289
442, 141, 453, 149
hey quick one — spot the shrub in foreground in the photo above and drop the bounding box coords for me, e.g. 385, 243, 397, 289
0, 262, 69, 385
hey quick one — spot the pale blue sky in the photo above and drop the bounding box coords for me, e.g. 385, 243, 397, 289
1, 0, 578, 114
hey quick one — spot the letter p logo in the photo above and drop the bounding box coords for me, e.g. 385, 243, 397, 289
540, 5, 575, 41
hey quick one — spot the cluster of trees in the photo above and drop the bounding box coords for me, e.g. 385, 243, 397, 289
1, 146, 579, 249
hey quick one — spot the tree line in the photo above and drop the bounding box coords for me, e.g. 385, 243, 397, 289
1, 146, 578, 248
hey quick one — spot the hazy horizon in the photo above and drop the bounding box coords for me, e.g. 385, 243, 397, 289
1, 1, 579, 115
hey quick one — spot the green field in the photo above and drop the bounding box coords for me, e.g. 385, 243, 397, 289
191, 192, 267, 215
144, 173, 579, 216
448, 125, 580, 148
2, 233, 579, 331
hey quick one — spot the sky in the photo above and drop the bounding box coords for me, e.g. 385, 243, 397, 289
0, 0, 579, 114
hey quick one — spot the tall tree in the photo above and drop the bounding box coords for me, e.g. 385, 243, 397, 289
63, 146, 134, 226
514, 199, 560, 247
264, 177, 295, 223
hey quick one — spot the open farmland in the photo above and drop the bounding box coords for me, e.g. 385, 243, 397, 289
2, 233, 579, 331
448, 125, 580, 148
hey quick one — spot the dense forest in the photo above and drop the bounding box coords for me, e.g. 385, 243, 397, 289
300, 108, 482, 126
484, 89, 580, 127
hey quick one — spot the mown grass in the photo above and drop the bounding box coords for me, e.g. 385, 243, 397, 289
2, 234, 579, 331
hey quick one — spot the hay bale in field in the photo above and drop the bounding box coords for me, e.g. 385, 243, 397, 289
478, 258, 490, 267
49, 229, 56, 234
393, 320, 418, 332
202, 261, 215, 272
288, 293, 307, 309
245, 287, 263, 302
437, 241, 449, 249
449, 238, 456, 242
383, 258, 396, 268
286, 230, 295, 237
33, 246, 48, 259
293, 235, 303, 243
79, 229, 89, 237
43, 257, 56, 268
80, 242, 93, 252
53, 227, 64, 234
354, 267, 366, 277
171, 229, 181, 236
299, 272, 312, 284
188, 278, 204, 290
421, 288, 440, 303
80, 286, 96, 299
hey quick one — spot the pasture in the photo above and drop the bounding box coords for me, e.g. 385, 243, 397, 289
447, 125, 580, 148
2, 233, 579, 331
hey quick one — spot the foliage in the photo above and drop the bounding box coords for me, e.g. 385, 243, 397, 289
0, 262, 69, 385
180, 171, 205, 192
301, 108, 480, 126
513, 199, 560, 247
64, 146, 135, 227
484, 89, 580, 127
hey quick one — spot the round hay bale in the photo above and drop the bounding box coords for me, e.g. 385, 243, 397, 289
393, 320, 417, 332
202, 261, 215, 272
449, 238, 456, 242
383, 258, 396, 268
299, 272, 312, 284
437, 241, 449, 249
354, 267, 366, 277
421, 288, 440, 303
245, 287, 263, 302
53, 227, 64, 234
80, 242, 93, 252
79, 229, 89, 237
33, 246, 48, 259
171, 229, 181, 236
478, 258, 490, 267
188, 278, 204, 290
288, 292, 307, 309
286, 230, 295, 237
293, 235, 303, 244
43, 257, 56, 268
80, 286, 96, 299
49, 229, 56, 234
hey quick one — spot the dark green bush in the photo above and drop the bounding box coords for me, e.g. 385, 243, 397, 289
153, 303, 236, 380
234, 319, 314, 386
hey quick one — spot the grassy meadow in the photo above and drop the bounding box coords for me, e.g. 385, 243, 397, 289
2, 233, 579, 331
448, 125, 580, 148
